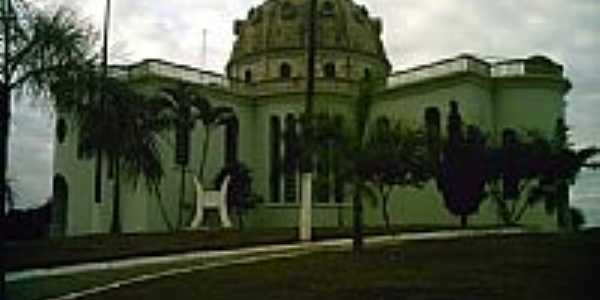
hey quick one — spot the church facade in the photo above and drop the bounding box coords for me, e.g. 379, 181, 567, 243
52, 0, 572, 236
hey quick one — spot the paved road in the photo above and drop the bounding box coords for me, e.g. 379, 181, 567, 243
7, 229, 524, 300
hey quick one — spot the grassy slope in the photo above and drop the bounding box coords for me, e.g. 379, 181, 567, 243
9, 231, 600, 300
6, 225, 500, 271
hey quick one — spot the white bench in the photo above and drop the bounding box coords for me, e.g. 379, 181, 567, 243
189, 175, 232, 229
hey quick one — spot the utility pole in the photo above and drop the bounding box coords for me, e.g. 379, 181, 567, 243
1, 0, 14, 297
300, 0, 317, 242
95, 0, 110, 205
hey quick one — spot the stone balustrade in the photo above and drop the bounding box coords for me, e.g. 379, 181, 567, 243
111, 55, 565, 96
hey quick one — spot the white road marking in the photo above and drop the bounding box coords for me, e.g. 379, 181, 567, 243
45, 250, 312, 300
7, 243, 307, 282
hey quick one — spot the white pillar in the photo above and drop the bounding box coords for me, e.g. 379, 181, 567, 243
299, 172, 312, 241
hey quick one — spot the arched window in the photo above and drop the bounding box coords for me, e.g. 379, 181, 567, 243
284, 114, 298, 203
52, 174, 69, 236
56, 118, 67, 144
333, 115, 344, 203
280, 63, 292, 79
244, 69, 253, 83
225, 116, 239, 166
364, 68, 371, 80
281, 1, 296, 20
314, 115, 329, 203
324, 62, 336, 79
321, 1, 335, 16
270, 116, 282, 203
376, 116, 391, 129
424, 107, 442, 167
249, 7, 263, 24
425, 107, 441, 130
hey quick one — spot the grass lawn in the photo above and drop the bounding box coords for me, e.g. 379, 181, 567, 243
5, 225, 501, 271
8, 230, 600, 300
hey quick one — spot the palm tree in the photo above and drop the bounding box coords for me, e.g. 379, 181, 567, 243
154, 84, 194, 229
156, 84, 234, 228
313, 80, 377, 252
190, 94, 234, 183
76, 77, 166, 234
1, 0, 97, 217
1, 2, 97, 295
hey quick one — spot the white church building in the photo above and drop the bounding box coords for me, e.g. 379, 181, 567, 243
52, 0, 572, 236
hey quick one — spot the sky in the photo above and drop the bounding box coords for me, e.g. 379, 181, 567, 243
9, 0, 600, 214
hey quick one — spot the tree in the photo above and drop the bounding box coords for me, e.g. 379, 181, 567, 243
363, 118, 432, 230
1, 1, 97, 295
214, 162, 257, 230
1, 1, 97, 210
190, 94, 234, 183
154, 84, 195, 229
489, 120, 599, 227
312, 80, 378, 252
3, 178, 17, 212
568, 207, 585, 231
76, 77, 166, 233
157, 85, 234, 228
436, 102, 488, 228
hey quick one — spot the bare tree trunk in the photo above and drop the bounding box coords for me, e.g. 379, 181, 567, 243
379, 186, 392, 230
1, 2, 14, 296
556, 182, 569, 229
353, 186, 363, 253
156, 194, 174, 232
460, 215, 468, 228
178, 166, 186, 229
382, 195, 390, 230
110, 158, 122, 234
514, 201, 530, 224
237, 210, 244, 230
0, 83, 9, 300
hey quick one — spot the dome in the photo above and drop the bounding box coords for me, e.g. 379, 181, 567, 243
226, 0, 391, 86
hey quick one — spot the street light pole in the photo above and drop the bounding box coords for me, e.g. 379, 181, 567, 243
300, 0, 317, 242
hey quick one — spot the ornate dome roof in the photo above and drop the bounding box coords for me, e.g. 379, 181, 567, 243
226, 0, 390, 84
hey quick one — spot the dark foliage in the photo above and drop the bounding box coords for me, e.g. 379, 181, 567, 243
214, 162, 257, 229
5, 202, 51, 241
488, 119, 599, 226
76, 77, 167, 233
436, 102, 488, 227
569, 207, 585, 231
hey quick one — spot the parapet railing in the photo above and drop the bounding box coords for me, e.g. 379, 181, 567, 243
491, 61, 526, 77
110, 55, 565, 95
110, 59, 235, 89
387, 55, 491, 89
491, 58, 564, 77
387, 55, 564, 90
111, 59, 359, 96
